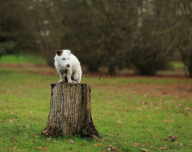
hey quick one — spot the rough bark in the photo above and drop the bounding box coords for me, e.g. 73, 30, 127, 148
42, 83, 99, 137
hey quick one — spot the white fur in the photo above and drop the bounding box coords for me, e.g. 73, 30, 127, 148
54, 49, 82, 83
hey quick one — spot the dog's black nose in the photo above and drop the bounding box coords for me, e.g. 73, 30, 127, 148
67, 64, 70, 67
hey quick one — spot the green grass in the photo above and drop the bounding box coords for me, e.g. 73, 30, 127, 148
170, 62, 185, 69
0, 55, 47, 65
0, 67, 192, 152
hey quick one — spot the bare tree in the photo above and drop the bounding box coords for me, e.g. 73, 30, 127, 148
25, 0, 67, 65
127, 0, 177, 75
60, 0, 139, 73
0, 0, 33, 57
174, 0, 192, 77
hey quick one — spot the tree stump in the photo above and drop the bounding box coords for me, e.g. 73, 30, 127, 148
42, 83, 99, 138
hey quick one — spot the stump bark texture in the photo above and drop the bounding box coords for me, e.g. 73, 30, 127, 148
42, 83, 99, 137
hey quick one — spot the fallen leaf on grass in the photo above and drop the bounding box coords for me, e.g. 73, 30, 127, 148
168, 135, 177, 142
137, 108, 142, 111
11, 111, 14, 114
147, 129, 152, 133
177, 124, 182, 128
26, 124, 29, 127
164, 118, 173, 122
94, 143, 101, 147
9, 145, 13, 150
164, 118, 170, 122
35, 147, 49, 151
43, 147, 49, 151
16, 91, 22, 95
35, 147, 43, 150
68, 140, 75, 144
43, 129, 49, 135
134, 143, 139, 147
53, 141, 57, 143
97, 143, 101, 147
161, 135, 178, 142
141, 148, 148, 152
0, 90, 6, 93
92, 135, 99, 140
11, 139, 17, 143
159, 145, 167, 150
142, 102, 147, 105
98, 139, 105, 142
106, 145, 118, 151
153, 134, 157, 139
145, 142, 149, 146
151, 145, 155, 149
30, 111, 33, 115
161, 138, 169, 142
185, 107, 190, 111
9, 119, 13, 123
47, 137, 51, 142
126, 109, 130, 112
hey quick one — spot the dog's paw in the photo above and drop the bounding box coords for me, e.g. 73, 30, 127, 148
58, 80, 63, 83
67, 80, 72, 83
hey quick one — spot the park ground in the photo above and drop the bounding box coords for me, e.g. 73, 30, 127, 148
0, 55, 192, 152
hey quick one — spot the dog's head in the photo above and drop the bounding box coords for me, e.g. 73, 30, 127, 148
55, 50, 71, 69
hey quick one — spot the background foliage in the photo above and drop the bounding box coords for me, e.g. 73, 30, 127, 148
0, 0, 192, 76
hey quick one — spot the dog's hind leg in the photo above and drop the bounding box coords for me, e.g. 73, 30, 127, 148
72, 71, 82, 83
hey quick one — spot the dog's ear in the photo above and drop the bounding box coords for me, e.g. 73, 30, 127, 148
56, 50, 63, 56
66, 50, 71, 55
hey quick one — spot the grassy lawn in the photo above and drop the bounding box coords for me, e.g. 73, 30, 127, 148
0, 58, 192, 151
169, 62, 185, 69
0, 55, 47, 65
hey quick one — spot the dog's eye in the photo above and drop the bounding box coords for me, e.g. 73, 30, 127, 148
63, 58, 65, 60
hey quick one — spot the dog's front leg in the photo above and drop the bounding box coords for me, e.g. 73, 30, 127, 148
58, 71, 63, 83
67, 69, 72, 83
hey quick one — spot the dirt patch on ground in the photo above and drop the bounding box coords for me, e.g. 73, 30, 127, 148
128, 84, 192, 98
101, 83, 192, 99
0, 63, 191, 79
1, 64, 192, 98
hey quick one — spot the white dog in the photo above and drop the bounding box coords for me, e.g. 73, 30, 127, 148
54, 49, 82, 83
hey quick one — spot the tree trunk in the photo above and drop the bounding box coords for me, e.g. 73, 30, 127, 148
42, 83, 99, 137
